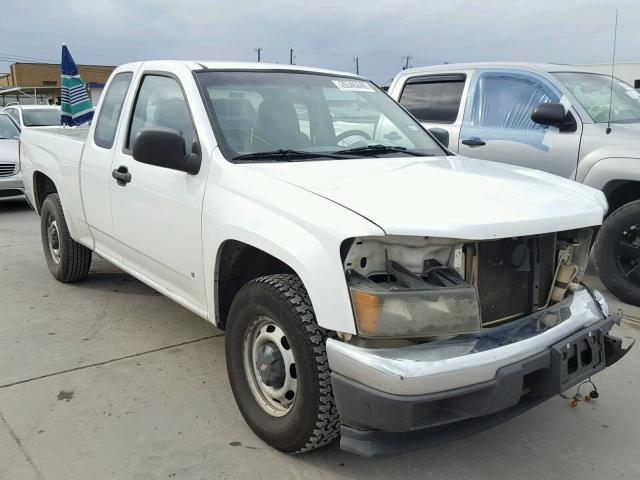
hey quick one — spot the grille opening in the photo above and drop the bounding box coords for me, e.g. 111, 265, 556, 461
0, 162, 16, 177
470, 234, 556, 325
0, 189, 23, 198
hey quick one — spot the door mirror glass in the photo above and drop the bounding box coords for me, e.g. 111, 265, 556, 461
132, 127, 201, 174
428, 127, 449, 148
531, 103, 576, 132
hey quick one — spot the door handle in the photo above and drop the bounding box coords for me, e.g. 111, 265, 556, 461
112, 166, 132, 186
461, 137, 486, 147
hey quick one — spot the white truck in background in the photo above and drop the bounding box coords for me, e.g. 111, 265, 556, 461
19, 60, 629, 456
389, 62, 640, 307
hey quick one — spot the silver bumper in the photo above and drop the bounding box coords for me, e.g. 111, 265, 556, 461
327, 288, 607, 396
0, 172, 24, 196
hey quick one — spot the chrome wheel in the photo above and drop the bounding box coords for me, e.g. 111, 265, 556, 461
242, 315, 298, 417
47, 216, 61, 264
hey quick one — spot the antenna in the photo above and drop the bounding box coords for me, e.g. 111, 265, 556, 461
606, 9, 619, 135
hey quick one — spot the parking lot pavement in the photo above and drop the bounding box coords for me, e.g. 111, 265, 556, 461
1, 199, 639, 480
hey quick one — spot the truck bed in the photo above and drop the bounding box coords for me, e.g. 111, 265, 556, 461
20, 125, 92, 247
33, 126, 91, 142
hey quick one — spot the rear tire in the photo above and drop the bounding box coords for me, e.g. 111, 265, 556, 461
595, 199, 640, 305
40, 193, 92, 282
225, 274, 340, 453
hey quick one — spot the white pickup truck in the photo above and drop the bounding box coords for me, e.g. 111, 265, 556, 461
20, 60, 629, 456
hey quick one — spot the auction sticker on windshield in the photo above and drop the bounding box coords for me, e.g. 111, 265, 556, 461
332, 80, 375, 92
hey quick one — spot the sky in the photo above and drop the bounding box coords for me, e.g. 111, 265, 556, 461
2, 0, 640, 85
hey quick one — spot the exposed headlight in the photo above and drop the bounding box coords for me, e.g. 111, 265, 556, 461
343, 235, 480, 337
349, 274, 481, 338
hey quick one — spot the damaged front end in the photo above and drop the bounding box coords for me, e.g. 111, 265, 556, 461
342, 229, 594, 339
329, 230, 632, 456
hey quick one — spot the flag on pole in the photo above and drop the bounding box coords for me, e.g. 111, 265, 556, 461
60, 45, 94, 126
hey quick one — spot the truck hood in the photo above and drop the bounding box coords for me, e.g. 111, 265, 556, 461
244, 155, 607, 239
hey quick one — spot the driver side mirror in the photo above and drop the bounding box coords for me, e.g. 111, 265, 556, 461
132, 127, 201, 175
531, 103, 577, 132
428, 127, 449, 148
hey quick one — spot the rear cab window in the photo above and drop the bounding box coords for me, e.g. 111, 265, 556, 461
398, 74, 466, 124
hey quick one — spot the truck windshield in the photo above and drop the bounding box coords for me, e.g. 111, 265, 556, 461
554, 72, 640, 124
195, 71, 444, 160
22, 108, 61, 127
0, 115, 20, 139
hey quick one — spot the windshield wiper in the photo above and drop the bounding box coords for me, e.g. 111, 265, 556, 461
334, 144, 426, 157
233, 149, 346, 161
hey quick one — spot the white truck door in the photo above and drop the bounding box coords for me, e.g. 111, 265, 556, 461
457, 69, 581, 178
80, 71, 135, 260
392, 72, 471, 151
108, 72, 208, 311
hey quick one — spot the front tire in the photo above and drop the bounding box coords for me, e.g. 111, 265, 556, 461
595, 199, 640, 305
225, 274, 340, 452
40, 193, 92, 282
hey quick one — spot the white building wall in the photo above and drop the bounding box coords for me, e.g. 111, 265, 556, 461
573, 63, 640, 87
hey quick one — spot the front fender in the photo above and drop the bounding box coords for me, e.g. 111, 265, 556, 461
581, 156, 640, 193
202, 161, 384, 333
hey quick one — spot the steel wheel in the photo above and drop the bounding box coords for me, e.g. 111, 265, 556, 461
46, 215, 61, 265
242, 315, 298, 417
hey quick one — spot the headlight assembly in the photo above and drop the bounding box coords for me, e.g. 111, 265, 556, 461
348, 268, 481, 338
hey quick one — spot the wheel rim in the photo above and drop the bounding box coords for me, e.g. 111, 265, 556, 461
617, 223, 640, 283
242, 315, 298, 417
47, 215, 61, 265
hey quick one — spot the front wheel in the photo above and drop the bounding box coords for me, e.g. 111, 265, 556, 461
595, 199, 640, 305
40, 193, 92, 282
225, 274, 340, 452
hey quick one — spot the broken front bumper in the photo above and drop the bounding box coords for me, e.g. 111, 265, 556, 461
326, 288, 632, 456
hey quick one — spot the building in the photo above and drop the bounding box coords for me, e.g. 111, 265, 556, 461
0, 62, 115, 106
573, 62, 640, 88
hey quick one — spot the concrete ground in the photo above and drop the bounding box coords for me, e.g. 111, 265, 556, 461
1, 198, 639, 480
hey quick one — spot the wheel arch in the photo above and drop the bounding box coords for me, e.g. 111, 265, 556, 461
602, 179, 640, 217
214, 239, 297, 330
32, 171, 58, 214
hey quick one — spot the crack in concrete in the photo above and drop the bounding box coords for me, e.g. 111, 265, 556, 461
0, 241, 42, 248
0, 334, 223, 390
0, 408, 46, 480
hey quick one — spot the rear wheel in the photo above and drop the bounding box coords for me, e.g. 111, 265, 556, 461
40, 193, 92, 282
225, 274, 340, 452
595, 199, 640, 305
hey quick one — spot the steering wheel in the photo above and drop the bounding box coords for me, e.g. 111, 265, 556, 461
336, 129, 372, 146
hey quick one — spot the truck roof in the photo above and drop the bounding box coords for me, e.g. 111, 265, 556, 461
117, 60, 363, 80
398, 62, 605, 76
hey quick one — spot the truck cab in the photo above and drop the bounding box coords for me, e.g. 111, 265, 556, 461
389, 62, 640, 306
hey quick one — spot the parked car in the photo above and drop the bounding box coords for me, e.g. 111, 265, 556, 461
389, 62, 640, 306
0, 111, 23, 199
19, 61, 629, 456
3, 104, 61, 129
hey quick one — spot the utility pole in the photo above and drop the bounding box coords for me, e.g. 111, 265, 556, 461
255, 48, 262, 62
401, 55, 413, 70
353, 56, 359, 75
289, 48, 294, 65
